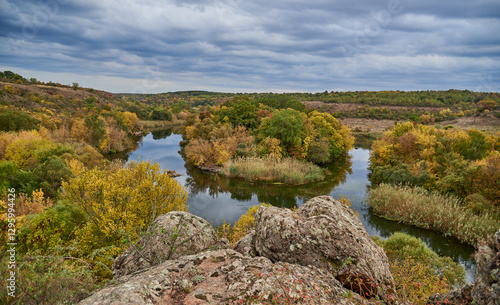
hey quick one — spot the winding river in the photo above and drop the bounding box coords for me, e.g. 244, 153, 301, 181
120, 129, 477, 282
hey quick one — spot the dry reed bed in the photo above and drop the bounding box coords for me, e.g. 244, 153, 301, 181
221, 157, 325, 185
369, 184, 500, 247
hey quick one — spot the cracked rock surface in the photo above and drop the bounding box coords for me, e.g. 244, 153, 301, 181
80, 196, 396, 304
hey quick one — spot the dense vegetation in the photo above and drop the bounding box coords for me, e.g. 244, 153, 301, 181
370, 122, 500, 207
1, 71, 498, 304
368, 122, 500, 245
0, 72, 190, 304
117, 88, 500, 124
370, 184, 500, 246
373, 233, 465, 304
180, 95, 355, 184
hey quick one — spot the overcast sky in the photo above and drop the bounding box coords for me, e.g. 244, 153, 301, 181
1, 0, 499, 93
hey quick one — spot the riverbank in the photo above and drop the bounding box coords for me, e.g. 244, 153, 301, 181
125, 131, 477, 282
369, 184, 500, 247
220, 156, 326, 185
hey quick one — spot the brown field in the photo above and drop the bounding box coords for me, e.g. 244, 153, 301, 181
302, 101, 500, 133
302, 100, 448, 113
340, 115, 500, 134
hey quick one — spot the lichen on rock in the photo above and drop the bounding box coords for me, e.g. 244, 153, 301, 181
113, 211, 229, 279
80, 196, 398, 304
248, 196, 395, 298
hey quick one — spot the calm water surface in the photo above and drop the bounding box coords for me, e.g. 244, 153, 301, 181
124, 130, 476, 282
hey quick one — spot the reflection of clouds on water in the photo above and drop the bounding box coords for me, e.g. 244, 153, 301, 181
188, 192, 259, 226
128, 133, 186, 176
188, 192, 212, 211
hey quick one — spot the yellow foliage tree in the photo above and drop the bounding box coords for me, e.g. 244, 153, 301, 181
116, 111, 140, 132
5, 132, 54, 169
308, 111, 354, 158
63, 161, 188, 254
70, 119, 90, 143
263, 137, 283, 162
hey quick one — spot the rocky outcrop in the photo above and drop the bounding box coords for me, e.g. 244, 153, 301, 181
428, 230, 500, 305
470, 230, 500, 305
80, 248, 370, 305
241, 196, 395, 298
80, 196, 396, 304
113, 212, 229, 278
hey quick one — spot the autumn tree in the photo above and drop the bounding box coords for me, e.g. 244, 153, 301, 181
63, 161, 188, 255
307, 111, 354, 161
370, 123, 500, 207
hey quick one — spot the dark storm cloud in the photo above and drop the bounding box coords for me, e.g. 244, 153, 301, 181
0, 0, 498, 92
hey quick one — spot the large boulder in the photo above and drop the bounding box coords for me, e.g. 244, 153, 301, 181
80, 249, 369, 305
80, 197, 398, 304
243, 196, 394, 298
113, 211, 229, 278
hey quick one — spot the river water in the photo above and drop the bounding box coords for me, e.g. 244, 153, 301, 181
122, 130, 476, 282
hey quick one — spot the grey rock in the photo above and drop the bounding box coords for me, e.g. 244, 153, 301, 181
429, 229, 500, 305
113, 211, 228, 279
233, 229, 257, 257
80, 249, 369, 305
251, 196, 394, 297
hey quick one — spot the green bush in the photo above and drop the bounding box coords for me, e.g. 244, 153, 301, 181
34, 156, 74, 198
150, 109, 172, 121
17, 201, 87, 254
373, 232, 465, 303
370, 163, 430, 187
374, 232, 465, 288
0, 111, 39, 132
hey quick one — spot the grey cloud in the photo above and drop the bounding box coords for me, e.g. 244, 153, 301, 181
0, 0, 498, 92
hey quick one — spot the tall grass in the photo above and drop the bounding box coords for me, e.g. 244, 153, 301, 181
221, 157, 325, 185
369, 184, 500, 247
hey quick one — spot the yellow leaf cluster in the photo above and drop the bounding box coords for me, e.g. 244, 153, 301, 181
264, 137, 282, 162
390, 256, 450, 304
63, 161, 188, 253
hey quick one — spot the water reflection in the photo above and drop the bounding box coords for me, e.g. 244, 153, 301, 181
125, 129, 476, 282
151, 129, 173, 140
184, 155, 353, 210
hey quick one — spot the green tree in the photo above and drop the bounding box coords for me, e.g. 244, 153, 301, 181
150, 109, 172, 121
258, 94, 305, 111
171, 100, 190, 113
0, 111, 40, 132
34, 156, 74, 198
0, 161, 19, 191
263, 109, 305, 150
84, 114, 106, 148
227, 98, 258, 129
